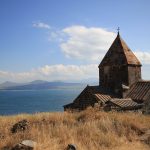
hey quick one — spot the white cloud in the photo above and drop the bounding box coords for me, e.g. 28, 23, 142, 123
134, 51, 150, 64
1, 63, 150, 84
60, 26, 116, 61
32, 23, 150, 64
2, 23, 150, 83
59, 25, 150, 64
32, 21, 51, 29
0, 64, 98, 83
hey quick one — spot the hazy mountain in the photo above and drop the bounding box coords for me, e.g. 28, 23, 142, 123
77, 77, 99, 85
66, 78, 98, 85
29, 80, 49, 85
0, 81, 25, 89
0, 80, 84, 90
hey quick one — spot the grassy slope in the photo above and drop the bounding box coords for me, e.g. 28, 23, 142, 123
0, 109, 150, 150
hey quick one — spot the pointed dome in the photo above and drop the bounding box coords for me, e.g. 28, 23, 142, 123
99, 33, 141, 67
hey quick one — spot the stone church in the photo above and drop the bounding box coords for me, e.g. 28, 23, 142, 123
64, 31, 150, 113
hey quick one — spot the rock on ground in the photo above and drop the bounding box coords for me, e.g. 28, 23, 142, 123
11, 119, 29, 133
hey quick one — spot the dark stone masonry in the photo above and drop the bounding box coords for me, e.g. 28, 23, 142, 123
64, 32, 150, 113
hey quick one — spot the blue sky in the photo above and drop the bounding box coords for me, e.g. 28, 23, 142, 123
0, 0, 150, 83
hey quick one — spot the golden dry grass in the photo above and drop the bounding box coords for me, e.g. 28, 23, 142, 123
0, 108, 150, 150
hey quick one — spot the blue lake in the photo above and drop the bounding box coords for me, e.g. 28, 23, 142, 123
0, 86, 85, 115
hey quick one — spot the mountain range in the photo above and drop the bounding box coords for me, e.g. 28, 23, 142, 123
0, 80, 86, 90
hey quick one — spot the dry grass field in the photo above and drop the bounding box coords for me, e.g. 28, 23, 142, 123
0, 108, 150, 150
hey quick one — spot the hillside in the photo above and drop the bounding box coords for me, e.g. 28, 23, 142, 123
0, 109, 150, 150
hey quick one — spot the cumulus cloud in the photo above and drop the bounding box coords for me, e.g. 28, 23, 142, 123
134, 51, 150, 64
32, 23, 150, 64
1, 25, 150, 83
60, 26, 116, 61
32, 21, 51, 29
0, 64, 98, 83
59, 25, 150, 64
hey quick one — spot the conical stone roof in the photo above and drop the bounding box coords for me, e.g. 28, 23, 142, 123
99, 33, 141, 67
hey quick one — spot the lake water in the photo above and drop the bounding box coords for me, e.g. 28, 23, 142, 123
0, 86, 85, 115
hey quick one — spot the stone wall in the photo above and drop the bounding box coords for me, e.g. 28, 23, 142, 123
128, 66, 141, 85
143, 99, 150, 114
99, 65, 141, 97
